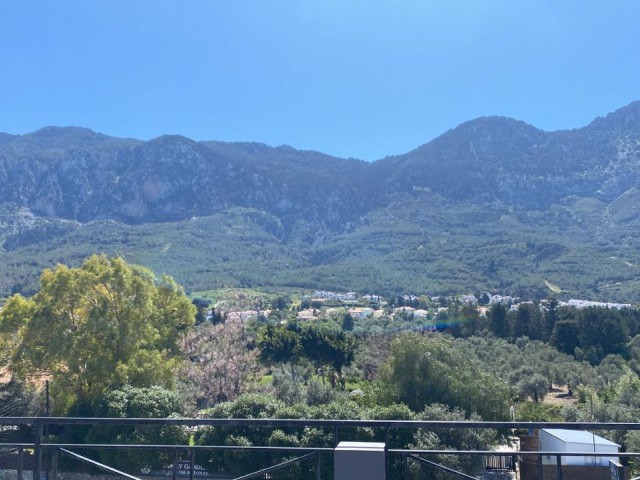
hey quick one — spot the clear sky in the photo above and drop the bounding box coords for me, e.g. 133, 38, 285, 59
1, 1, 638, 161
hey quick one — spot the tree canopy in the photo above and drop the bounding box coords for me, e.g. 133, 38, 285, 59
376, 334, 510, 420
257, 323, 356, 375
0, 255, 196, 414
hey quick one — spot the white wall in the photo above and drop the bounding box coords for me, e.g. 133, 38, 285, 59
539, 431, 619, 466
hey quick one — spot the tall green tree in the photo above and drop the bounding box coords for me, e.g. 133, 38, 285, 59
459, 303, 484, 337
488, 303, 509, 338
542, 298, 560, 341
0, 255, 196, 414
341, 313, 354, 331
377, 333, 509, 419
511, 302, 542, 339
551, 319, 580, 355
300, 325, 356, 374
576, 307, 630, 365
257, 323, 303, 376
257, 323, 356, 380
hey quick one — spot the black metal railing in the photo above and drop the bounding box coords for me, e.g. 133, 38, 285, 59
1, 417, 640, 479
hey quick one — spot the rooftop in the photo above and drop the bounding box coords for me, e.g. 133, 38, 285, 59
542, 428, 620, 447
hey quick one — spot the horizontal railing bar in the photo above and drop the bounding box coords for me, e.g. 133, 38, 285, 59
391, 449, 640, 457
42, 445, 640, 457
42, 444, 334, 452
2, 417, 640, 431
0, 442, 636, 458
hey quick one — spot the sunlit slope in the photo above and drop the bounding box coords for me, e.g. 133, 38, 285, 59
1, 101, 640, 301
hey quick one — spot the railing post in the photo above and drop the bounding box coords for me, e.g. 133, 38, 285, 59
334, 426, 339, 447
316, 451, 321, 480
34, 420, 43, 480
537, 453, 543, 480
189, 447, 195, 480
18, 446, 24, 480
51, 449, 58, 480
403, 453, 408, 480
555, 454, 563, 480
173, 448, 179, 480
384, 427, 389, 480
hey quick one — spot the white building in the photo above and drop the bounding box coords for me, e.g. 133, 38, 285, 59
348, 307, 375, 319
393, 306, 416, 317
539, 429, 620, 467
296, 309, 317, 321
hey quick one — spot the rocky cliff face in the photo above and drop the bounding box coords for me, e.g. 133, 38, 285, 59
1, 102, 640, 241
374, 101, 640, 209
0, 129, 370, 242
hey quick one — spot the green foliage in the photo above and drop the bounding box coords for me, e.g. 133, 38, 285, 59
83, 385, 188, 472
306, 380, 339, 406
376, 333, 510, 419
488, 303, 509, 338
300, 325, 356, 373
0, 255, 196, 413
576, 307, 630, 364
195, 393, 503, 479
451, 335, 594, 396
551, 319, 580, 355
196, 394, 418, 477
510, 302, 543, 340
258, 323, 303, 367
97, 384, 185, 418
515, 402, 564, 422
411, 403, 498, 479
272, 370, 307, 405
6, 186, 640, 304
514, 371, 549, 403
341, 313, 354, 331
257, 323, 356, 377
0, 377, 40, 416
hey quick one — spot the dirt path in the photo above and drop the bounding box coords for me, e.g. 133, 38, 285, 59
542, 385, 577, 406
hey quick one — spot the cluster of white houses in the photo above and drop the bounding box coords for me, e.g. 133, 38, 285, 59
213, 290, 636, 326
312, 290, 358, 301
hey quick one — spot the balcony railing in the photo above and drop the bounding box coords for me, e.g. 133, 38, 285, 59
1, 417, 639, 479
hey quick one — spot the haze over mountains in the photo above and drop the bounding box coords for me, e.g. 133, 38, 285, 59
1, 101, 640, 301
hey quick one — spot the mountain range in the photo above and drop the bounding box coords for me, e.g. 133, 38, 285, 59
1, 101, 640, 301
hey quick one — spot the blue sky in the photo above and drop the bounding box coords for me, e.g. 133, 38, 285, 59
1, 1, 638, 161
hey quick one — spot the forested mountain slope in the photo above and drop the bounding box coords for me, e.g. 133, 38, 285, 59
1, 102, 640, 300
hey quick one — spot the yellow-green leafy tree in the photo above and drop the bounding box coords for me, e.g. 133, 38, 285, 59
0, 255, 196, 414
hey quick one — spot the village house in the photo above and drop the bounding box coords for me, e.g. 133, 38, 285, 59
394, 306, 416, 317
519, 429, 628, 480
413, 309, 429, 318
348, 307, 375, 320
225, 310, 270, 324
296, 308, 318, 321
362, 294, 383, 303
313, 290, 357, 302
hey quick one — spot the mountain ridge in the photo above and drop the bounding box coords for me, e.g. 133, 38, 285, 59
1, 101, 640, 301
6, 99, 639, 161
